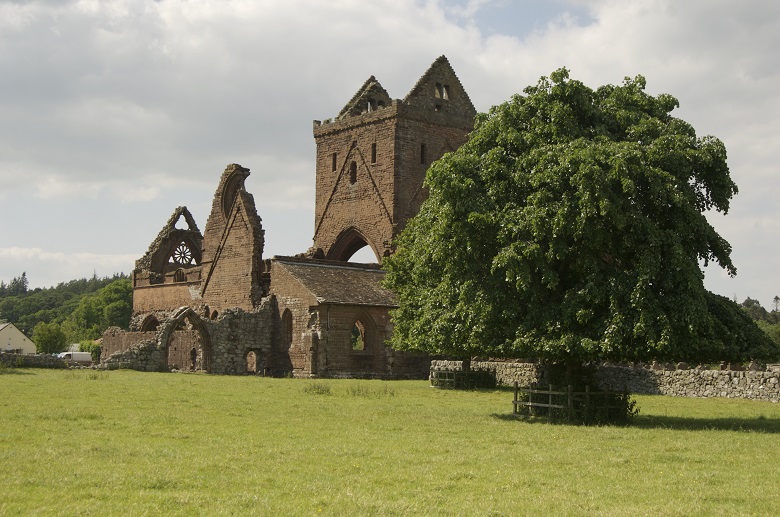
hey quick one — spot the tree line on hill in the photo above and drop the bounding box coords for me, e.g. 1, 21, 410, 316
739, 296, 780, 349
0, 272, 132, 354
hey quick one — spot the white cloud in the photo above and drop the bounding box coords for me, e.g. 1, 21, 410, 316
0, 0, 779, 307
0, 247, 135, 289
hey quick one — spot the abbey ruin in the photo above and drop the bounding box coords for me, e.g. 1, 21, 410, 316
101, 56, 476, 377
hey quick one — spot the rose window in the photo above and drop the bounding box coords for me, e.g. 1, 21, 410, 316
171, 242, 193, 265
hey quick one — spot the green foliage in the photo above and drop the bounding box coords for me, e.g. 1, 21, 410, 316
756, 320, 780, 350
734, 297, 780, 355
344, 383, 396, 398
302, 381, 332, 395
4, 272, 28, 296
705, 294, 779, 361
385, 68, 775, 364
32, 321, 67, 354
0, 273, 130, 338
79, 340, 102, 363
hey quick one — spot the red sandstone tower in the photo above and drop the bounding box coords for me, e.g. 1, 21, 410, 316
311, 56, 476, 262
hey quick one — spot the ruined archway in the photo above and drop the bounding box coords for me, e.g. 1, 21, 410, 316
326, 227, 380, 263
140, 315, 160, 332
159, 307, 212, 372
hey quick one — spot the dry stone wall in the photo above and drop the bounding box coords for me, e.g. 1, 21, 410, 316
0, 353, 66, 369
431, 360, 780, 402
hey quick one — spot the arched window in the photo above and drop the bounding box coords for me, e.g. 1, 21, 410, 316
351, 320, 366, 351
246, 351, 257, 373
174, 269, 186, 283
282, 309, 293, 349
140, 315, 160, 332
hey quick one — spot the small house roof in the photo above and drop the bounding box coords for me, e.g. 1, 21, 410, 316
272, 257, 398, 307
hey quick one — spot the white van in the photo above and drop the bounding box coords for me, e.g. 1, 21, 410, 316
58, 351, 93, 365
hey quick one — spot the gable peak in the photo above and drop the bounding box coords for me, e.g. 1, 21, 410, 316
338, 76, 392, 119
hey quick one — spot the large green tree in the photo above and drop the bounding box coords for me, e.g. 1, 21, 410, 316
33, 321, 67, 354
384, 69, 776, 364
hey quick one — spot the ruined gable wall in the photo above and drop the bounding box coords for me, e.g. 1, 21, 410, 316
201, 206, 260, 311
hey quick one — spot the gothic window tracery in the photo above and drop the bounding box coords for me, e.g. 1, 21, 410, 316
170, 241, 194, 265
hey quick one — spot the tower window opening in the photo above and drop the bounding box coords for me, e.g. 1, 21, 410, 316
371, 143, 377, 164
420, 143, 427, 165
435, 83, 450, 100
332, 153, 337, 172
349, 161, 357, 184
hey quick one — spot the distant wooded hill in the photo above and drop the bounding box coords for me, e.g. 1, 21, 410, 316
0, 273, 132, 345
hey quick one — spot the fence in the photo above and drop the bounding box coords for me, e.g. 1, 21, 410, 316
513, 382, 632, 423
430, 368, 497, 389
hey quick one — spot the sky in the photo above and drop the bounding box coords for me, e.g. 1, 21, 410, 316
1, 0, 779, 308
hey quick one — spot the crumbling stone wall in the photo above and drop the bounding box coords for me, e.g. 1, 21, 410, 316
101, 329, 158, 362
206, 300, 275, 375
431, 360, 780, 402
102, 299, 276, 375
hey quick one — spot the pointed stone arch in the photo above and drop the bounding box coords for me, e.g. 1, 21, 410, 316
140, 314, 160, 332
326, 226, 380, 262
349, 311, 377, 353
158, 307, 212, 372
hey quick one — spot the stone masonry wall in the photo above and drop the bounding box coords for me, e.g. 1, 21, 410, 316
101, 329, 159, 363
133, 283, 201, 314
313, 107, 399, 260
431, 360, 780, 402
0, 353, 67, 369
102, 298, 276, 375
207, 301, 275, 375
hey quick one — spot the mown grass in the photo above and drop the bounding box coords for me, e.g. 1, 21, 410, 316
1, 369, 779, 516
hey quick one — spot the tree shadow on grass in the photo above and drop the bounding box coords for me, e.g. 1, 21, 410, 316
490, 413, 780, 433
632, 414, 780, 433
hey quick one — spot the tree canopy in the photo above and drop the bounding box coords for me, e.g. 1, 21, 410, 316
384, 69, 777, 364
32, 321, 67, 355
0, 274, 131, 342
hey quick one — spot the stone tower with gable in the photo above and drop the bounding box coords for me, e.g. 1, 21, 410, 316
311, 55, 476, 262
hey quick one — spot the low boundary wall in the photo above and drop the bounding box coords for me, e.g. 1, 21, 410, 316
0, 353, 67, 369
430, 360, 780, 402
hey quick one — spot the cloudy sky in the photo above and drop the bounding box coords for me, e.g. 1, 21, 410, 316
1, 0, 778, 308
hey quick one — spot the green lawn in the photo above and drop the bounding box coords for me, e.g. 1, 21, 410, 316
1, 369, 779, 516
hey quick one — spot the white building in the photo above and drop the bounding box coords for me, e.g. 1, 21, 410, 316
0, 322, 36, 355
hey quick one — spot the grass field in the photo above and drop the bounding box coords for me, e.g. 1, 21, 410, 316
1, 368, 779, 516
